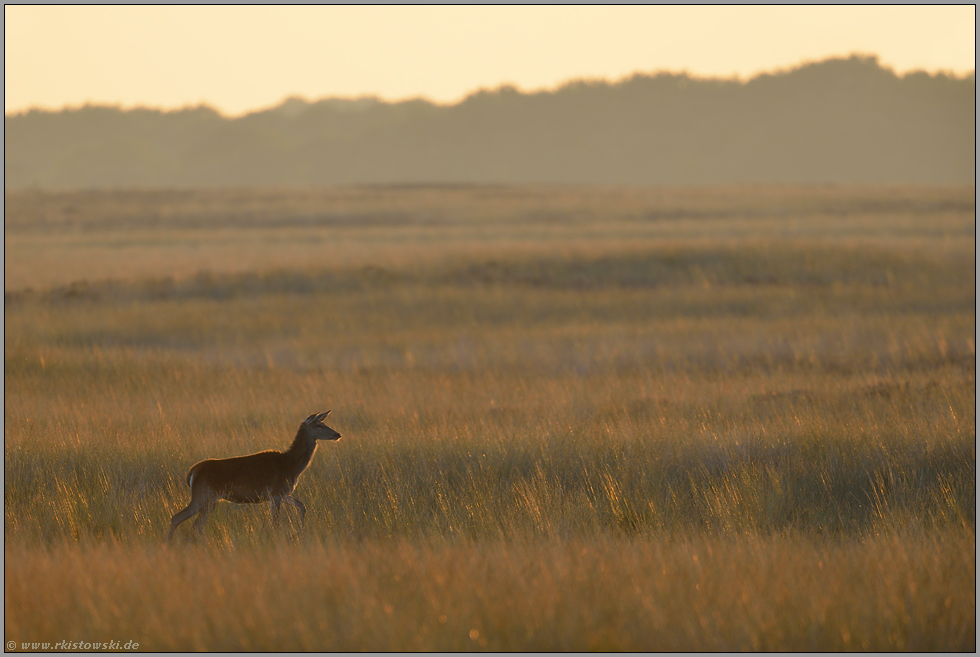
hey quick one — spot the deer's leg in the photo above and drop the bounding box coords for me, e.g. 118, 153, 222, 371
270, 497, 283, 527
282, 495, 307, 527
168, 500, 201, 543
191, 499, 216, 536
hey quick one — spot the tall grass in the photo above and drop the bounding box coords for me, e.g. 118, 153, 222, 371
5, 531, 974, 651
4, 186, 975, 650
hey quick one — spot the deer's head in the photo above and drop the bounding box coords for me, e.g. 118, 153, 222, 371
304, 411, 342, 441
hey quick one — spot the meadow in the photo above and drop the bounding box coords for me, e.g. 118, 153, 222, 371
4, 185, 976, 650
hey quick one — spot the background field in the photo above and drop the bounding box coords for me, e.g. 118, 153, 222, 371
4, 185, 976, 650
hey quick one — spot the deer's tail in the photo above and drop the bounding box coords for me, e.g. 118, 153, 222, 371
186, 461, 205, 488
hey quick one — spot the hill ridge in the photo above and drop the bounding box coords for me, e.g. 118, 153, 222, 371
5, 55, 974, 188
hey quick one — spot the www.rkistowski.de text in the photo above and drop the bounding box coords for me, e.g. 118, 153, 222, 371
7, 640, 139, 651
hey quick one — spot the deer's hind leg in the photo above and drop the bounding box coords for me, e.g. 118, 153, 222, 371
190, 497, 219, 536
168, 486, 218, 543
168, 498, 203, 543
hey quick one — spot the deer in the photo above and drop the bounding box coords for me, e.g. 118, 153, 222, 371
167, 411, 341, 543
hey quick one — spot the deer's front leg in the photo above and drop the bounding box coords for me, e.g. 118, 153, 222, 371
283, 495, 307, 527
270, 497, 283, 527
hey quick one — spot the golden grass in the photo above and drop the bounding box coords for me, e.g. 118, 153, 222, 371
4, 185, 975, 650
5, 530, 974, 651
5, 184, 973, 291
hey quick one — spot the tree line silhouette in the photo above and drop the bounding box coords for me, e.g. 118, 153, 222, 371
5, 56, 974, 189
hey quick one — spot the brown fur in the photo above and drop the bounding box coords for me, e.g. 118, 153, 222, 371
167, 411, 341, 542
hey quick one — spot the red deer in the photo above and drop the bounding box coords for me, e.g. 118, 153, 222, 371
167, 411, 341, 542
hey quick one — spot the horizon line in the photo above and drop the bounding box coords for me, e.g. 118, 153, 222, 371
5, 53, 975, 120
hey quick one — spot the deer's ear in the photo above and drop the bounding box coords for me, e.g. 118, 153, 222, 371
316, 411, 331, 421
305, 413, 318, 423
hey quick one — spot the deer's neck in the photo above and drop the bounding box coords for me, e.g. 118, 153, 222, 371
283, 426, 318, 475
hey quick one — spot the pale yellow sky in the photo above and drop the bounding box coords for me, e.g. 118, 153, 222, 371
4, 5, 976, 117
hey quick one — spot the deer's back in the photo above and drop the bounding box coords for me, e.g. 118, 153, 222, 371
188, 450, 299, 502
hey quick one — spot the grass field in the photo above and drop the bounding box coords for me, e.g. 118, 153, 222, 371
4, 185, 976, 650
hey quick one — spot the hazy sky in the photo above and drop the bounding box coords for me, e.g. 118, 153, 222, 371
5, 5, 975, 117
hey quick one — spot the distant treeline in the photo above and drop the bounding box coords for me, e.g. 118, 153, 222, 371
4, 56, 975, 189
